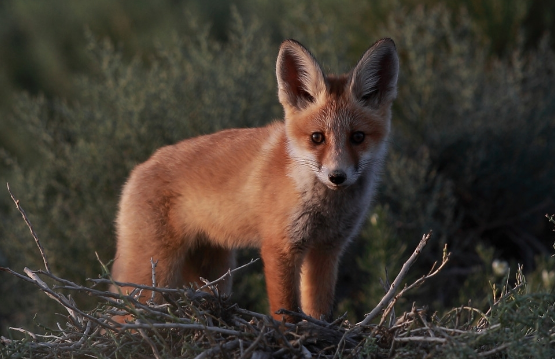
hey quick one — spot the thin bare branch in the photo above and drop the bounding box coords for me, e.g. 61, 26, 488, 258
7, 183, 51, 273
377, 247, 450, 327
394, 336, 447, 343
477, 342, 511, 357
149, 258, 158, 302
357, 231, 433, 326
197, 258, 259, 291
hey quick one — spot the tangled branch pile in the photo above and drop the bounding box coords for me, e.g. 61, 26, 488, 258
1, 188, 554, 358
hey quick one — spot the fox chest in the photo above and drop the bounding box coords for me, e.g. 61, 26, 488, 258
286, 184, 372, 250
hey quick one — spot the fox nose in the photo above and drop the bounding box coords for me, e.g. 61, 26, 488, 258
328, 170, 347, 185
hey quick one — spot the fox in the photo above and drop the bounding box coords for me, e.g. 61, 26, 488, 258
111, 38, 399, 322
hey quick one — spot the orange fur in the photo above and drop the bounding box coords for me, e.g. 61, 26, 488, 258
111, 38, 399, 322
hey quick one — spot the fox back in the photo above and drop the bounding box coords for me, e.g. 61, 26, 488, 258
111, 38, 399, 322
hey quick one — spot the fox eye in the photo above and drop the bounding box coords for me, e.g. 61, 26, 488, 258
351, 131, 365, 144
311, 132, 324, 144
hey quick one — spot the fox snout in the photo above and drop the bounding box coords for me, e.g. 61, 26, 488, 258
328, 169, 347, 185
319, 165, 359, 189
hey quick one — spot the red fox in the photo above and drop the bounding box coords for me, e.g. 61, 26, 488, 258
111, 38, 399, 322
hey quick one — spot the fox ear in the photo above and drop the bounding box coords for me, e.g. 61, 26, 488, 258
350, 38, 399, 108
276, 39, 326, 111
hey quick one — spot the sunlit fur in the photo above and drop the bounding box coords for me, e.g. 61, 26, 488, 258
111, 38, 399, 322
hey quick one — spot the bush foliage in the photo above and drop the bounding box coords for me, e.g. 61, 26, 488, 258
1, 0, 554, 342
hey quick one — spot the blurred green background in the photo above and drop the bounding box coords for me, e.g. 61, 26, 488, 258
1, 0, 554, 334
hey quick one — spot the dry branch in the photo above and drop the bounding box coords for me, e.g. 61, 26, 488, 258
357, 231, 442, 326
7, 183, 51, 272
1, 229, 454, 358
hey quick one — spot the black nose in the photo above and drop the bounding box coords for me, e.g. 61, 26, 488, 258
328, 170, 346, 185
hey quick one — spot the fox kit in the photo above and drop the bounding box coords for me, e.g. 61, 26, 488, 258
111, 38, 399, 321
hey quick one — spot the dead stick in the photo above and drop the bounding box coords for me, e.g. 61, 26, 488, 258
150, 258, 158, 302
136, 319, 162, 359
240, 325, 266, 359
477, 342, 511, 357
357, 232, 432, 326
377, 250, 450, 327
197, 258, 259, 291
22, 268, 114, 330
7, 183, 51, 273
119, 323, 244, 336
394, 336, 447, 344
275, 308, 329, 327
194, 339, 241, 359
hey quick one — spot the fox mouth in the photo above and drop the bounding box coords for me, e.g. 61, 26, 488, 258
325, 181, 350, 190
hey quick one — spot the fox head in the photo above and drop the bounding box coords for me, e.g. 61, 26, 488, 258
276, 39, 399, 190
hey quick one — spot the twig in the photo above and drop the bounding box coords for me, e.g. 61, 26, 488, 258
301, 345, 312, 358
7, 183, 51, 273
264, 316, 303, 357
24, 267, 80, 324
357, 232, 434, 326
443, 306, 489, 326
22, 268, 111, 330
68, 321, 93, 350
194, 339, 241, 359
332, 330, 350, 359
378, 246, 450, 327
89, 258, 259, 297
394, 336, 447, 343
89, 278, 185, 293
477, 342, 511, 357
150, 258, 158, 302
477, 270, 526, 328
417, 308, 434, 338
197, 258, 259, 291
118, 323, 244, 336
275, 308, 330, 327
9, 327, 38, 340
328, 312, 348, 328
137, 320, 162, 359
234, 308, 295, 329
383, 267, 396, 327
240, 325, 266, 359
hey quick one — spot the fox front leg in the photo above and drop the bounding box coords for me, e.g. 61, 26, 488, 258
299, 246, 342, 320
260, 239, 305, 322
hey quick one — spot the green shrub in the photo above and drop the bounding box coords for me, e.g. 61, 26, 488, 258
381, 4, 555, 308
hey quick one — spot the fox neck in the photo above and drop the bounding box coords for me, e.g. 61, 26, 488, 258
284, 140, 382, 251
